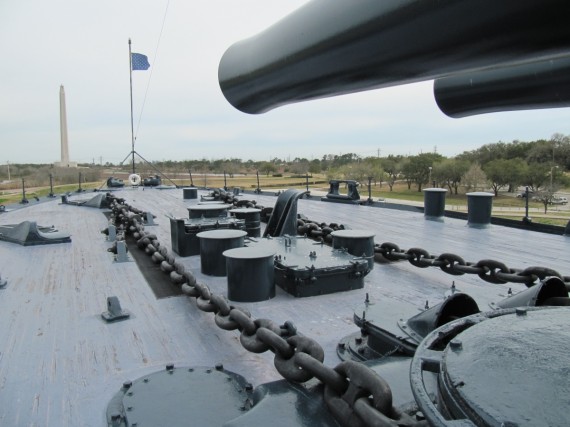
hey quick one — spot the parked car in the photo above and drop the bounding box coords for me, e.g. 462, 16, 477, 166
516, 191, 534, 198
550, 196, 568, 205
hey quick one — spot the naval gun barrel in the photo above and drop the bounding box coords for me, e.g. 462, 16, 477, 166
219, 0, 570, 115
434, 56, 570, 118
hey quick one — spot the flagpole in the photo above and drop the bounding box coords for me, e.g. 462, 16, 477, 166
128, 38, 135, 174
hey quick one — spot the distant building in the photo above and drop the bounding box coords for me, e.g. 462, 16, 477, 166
54, 85, 77, 168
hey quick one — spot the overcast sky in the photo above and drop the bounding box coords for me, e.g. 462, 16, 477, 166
1, 0, 569, 166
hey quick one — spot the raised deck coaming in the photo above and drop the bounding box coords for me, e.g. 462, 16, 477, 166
0, 188, 568, 426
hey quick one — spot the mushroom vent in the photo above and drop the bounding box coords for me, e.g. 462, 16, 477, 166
495, 277, 570, 309
404, 293, 480, 340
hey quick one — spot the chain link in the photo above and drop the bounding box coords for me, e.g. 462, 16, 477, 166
240, 319, 283, 353
294, 352, 347, 393
475, 259, 510, 284
274, 335, 325, 382
256, 327, 294, 359
215, 305, 249, 331
323, 360, 416, 427
228, 307, 256, 334
437, 253, 466, 276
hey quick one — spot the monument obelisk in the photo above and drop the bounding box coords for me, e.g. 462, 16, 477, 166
55, 85, 76, 167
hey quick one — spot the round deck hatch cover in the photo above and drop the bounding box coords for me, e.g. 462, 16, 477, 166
107, 365, 254, 426
437, 308, 570, 426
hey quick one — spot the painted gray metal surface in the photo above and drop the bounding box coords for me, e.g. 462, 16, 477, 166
218, 0, 570, 114
224, 246, 276, 302
182, 187, 198, 199
109, 365, 255, 426
197, 229, 247, 276
434, 56, 570, 118
410, 307, 570, 427
248, 235, 368, 297
169, 216, 245, 257
330, 229, 375, 269
230, 207, 262, 237
466, 192, 494, 227
0, 188, 568, 425
423, 188, 448, 219
0, 220, 71, 245
442, 308, 570, 426
188, 203, 232, 218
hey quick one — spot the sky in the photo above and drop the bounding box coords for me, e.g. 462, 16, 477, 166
1, 0, 569, 166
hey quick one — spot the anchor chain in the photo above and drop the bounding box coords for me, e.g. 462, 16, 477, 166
374, 241, 569, 287
293, 215, 570, 288
106, 194, 414, 427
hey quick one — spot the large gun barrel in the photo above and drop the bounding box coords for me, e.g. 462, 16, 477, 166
433, 57, 570, 118
218, 0, 570, 115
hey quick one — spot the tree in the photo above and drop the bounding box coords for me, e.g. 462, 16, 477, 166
505, 159, 528, 192
433, 159, 469, 194
289, 159, 310, 175
258, 161, 277, 176
462, 163, 487, 192
360, 158, 384, 186
380, 157, 402, 191
521, 163, 551, 191
458, 142, 508, 166
504, 140, 533, 160
405, 153, 444, 191
308, 159, 322, 174
329, 153, 361, 168
534, 185, 560, 214
457, 137, 570, 170
550, 133, 570, 171
526, 139, 555, 164
400, 158, 413, 189
483, 159, 527, 196
223, 160, 240, 178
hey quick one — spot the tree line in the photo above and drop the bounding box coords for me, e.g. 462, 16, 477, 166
320, 133, 570, 195
2, 134, 569, 196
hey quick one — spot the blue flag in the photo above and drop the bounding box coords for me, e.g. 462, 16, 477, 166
131, 53, 150, 71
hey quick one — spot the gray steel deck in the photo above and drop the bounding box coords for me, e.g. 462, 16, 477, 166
0, 188, 568, 426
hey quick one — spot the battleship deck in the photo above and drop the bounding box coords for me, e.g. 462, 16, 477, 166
0, 188, 568, 426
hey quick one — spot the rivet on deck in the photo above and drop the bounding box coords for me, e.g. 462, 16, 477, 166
449, 339, 463, 351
